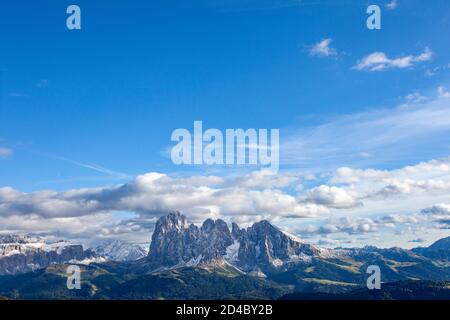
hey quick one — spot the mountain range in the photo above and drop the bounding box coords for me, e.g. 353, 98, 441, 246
0, 236, 147, 275
0, 211, 449, 300
0, 235, 99, 275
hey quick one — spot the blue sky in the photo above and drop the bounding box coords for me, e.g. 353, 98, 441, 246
1, 0, 450, 248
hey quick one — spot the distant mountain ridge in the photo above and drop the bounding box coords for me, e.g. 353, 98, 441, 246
0, 235, 97, 275
93, 240, 148, 262
0, 236, 151, 275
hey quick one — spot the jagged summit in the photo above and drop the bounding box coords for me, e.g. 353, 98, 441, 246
154, 211, 189, 232
146, 212, 323, 273
147, 212, 233, 270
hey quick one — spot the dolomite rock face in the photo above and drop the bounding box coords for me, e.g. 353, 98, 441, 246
147, 211, 234, 270
232, 220, 322, 272
146, 211, 326, 273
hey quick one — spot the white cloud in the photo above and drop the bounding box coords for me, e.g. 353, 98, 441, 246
309, 38, 337, 57
405, 92, 428, 103
295, 201, 450, 241
374, 178, 450, 198
380, 213, 423, 225
333, 157, 450, 183
355, 47, 432, 71
303, 185, 361, 209
332, 167, 389, 184
0, 147, 13, 159
386, 0, 398, 9
438, 86, 450, 98
425, 63, 450, 77
422, 203, 450, 216
0, 212, 152, 246
421, 204, 450, 228
297, 216, 379, 236
331, 156, 450, 201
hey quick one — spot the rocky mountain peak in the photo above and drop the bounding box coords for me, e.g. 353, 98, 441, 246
147, 213, 323, 274
147, 212, 234, 270
155, 211, 188, 233
201, 218, 229, 234
246, 220, 279, 236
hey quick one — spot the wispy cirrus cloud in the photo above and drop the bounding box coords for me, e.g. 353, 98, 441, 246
28, 150, 132, 181
425, 62, 450, 77
281, 87, 450, 170
355, 47, 432, 71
